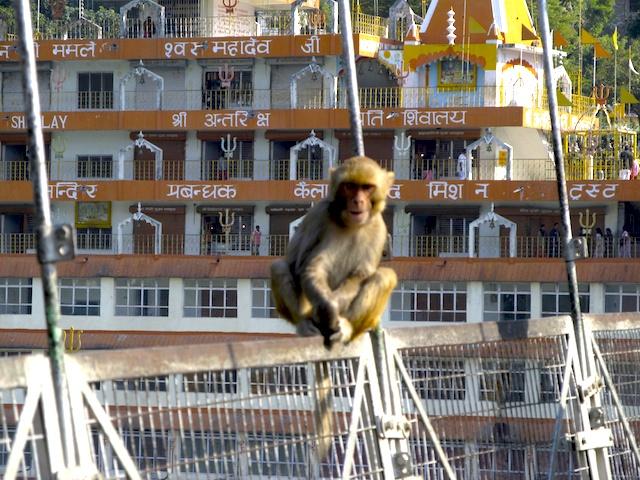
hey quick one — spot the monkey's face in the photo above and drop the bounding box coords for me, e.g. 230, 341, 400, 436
338, 181, 375, 227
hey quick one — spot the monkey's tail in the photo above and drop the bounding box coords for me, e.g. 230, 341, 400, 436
313, 362, 333, 460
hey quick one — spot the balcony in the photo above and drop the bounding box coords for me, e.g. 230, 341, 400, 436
1, 233, 635, 259
17, 156, 628, 183
3, 10, 389, 41
2, 86, 529, 113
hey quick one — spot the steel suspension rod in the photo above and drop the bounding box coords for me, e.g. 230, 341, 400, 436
537, 0, 588, 376
14, 0, 72, 465
337, 0, 364, 156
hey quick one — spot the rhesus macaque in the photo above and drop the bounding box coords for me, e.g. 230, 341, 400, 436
271, 156, 397, 348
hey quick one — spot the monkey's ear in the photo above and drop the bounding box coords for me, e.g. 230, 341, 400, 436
386, 171, 395, 188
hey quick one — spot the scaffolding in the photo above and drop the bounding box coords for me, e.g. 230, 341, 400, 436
2, 315, 640, 479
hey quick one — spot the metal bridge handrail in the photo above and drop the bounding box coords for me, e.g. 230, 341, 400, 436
7, 314, 638, 389
72, 334, 366, 383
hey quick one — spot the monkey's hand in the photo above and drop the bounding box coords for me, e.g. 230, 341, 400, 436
329, 316, 353, 346
313, 299, 343, 348
296, 317, 322, 337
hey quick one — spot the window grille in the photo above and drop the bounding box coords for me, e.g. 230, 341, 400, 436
76, 228, 112, 250
115, 278, 169, 317
541, 283, 590, 317
59, 278, 100, 316
77, 155, 113, 178
391, 281, 466, 322
605, 284, 640, 312
183, 279, 237, 318
484, 283, 531, 321
251, 279, 278, 318
0, 277, 32, 314
78, 72, 113, 109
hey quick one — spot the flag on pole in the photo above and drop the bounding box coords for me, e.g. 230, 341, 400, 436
556, 89, 573, 106
619, 86, 639, 104
521, 24, 538, 41
467, 16, 485, 34
594, 42, 611, 59
552, 30, 568, 48
612, 26, 618, 51
580, 28, 597, 44
630, 58, 640, 76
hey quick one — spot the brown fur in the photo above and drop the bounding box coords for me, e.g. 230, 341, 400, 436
271, 156, 398, 458
270, 156, 397, 347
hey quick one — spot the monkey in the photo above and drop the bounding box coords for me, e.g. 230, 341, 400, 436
270, 156, 397, 458
270, 155, 397, 349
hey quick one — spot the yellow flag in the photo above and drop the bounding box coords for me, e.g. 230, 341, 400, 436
594, 42, 611, 59
556, 89, 573, 106
553, 30, 568, 48
580, 28, 597, 44
612, 26, 618, 51
620, 86, 639, 104
467, 16, 485, 34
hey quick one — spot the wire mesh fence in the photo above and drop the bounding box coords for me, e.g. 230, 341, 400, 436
392, 319, 587, 479
2, 315, 640, 478
590, 316, 640, 480
65, 336, 388, 479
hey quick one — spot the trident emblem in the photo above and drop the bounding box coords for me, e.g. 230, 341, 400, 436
579, 208, 596, 235
394, 132, 412, 154
218, 64, 235, 88
592, 83, 611, 107
63, 327, 83, 353
222, 0, 238, 14
308, 11, 325, 28
579, 208, 597, 253
218, 208, 236, 251
221, 134, 237, 159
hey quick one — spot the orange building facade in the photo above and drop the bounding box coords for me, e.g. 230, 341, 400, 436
0, 0, 638, 352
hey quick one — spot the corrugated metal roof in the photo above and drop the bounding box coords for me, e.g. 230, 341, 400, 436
2, 255, 640, 282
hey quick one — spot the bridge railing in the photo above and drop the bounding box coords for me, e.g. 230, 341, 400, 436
1, 314, 640, 478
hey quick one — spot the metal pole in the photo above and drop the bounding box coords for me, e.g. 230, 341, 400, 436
337, 0, 391, 413
537, 0, 588, 376
337, 0, 364, 156
540, 3, 613, 479
14, 0, 72, 465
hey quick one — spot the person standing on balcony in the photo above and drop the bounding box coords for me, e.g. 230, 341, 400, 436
456, 153, 467, 180
605, 227, 614, 257
594, 227, 604, 258
549, 223, 560, 258
538, 224, 546, 257
251, 225, 261, 256
143, 16, 156, 38
620, 143, 633, 171
620, 226, 632, 258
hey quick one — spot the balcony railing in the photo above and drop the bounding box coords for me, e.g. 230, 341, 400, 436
0, 160, 51, 181
3, 9, 344, 41
350, 11, 388, 37
18, 156, 632, 183
0, 233, 36, 254
2, 233, 636, 258
403, 234, 634, 259
40, 158, 339, 181
2, 86, 544, 113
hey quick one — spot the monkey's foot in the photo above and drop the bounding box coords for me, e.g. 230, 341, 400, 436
328, 316, 353, 346
296, 318, 322, 337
